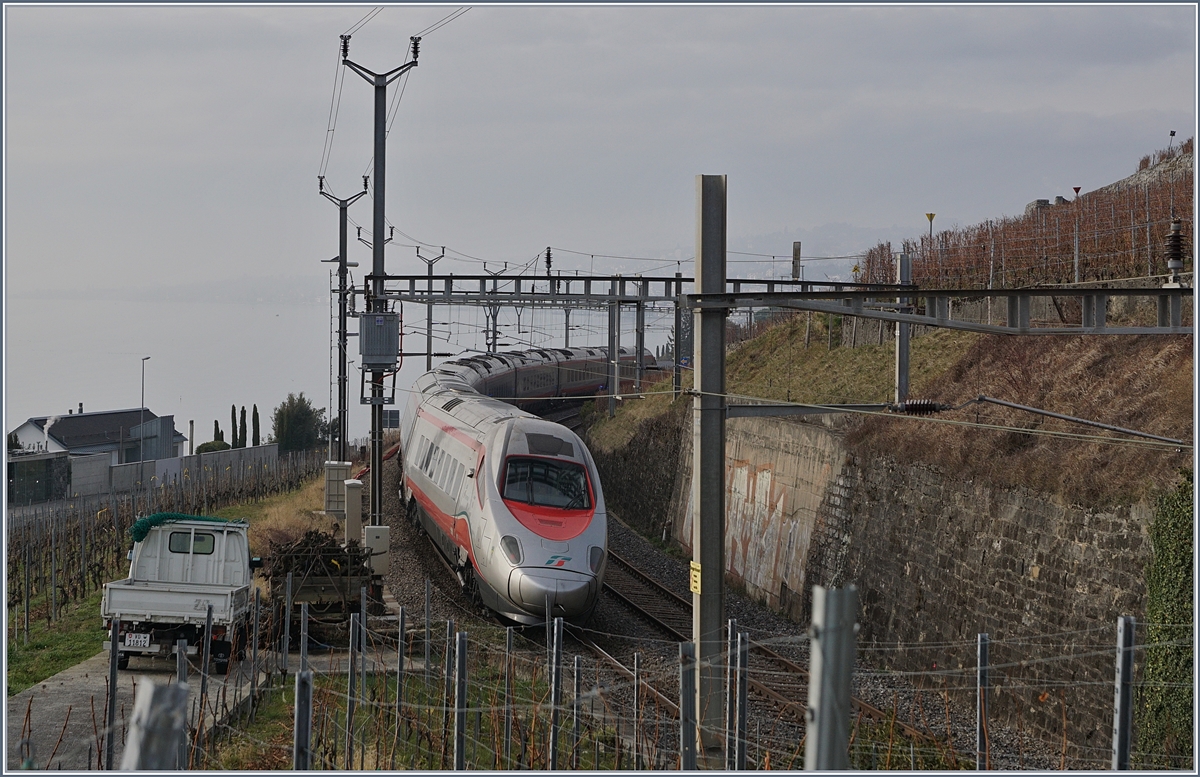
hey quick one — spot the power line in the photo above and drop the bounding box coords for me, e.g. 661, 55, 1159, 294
414, 6, 471, 37
343, 6, 384, 36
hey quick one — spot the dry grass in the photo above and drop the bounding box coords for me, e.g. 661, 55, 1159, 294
586, 312, 1192, 507
847, 334, 1194, 505
215, 476, 333, 556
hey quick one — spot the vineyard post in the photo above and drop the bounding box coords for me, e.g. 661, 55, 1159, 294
80, 511, 87, 599
396, 605, 405, 728
977, 633, 990, 770
300, 602, 309, 674
549, 617, 563, 769
176, 638, 189, 768
504, 626, 513, 768
50, 515, 57, 622
424, 579, 431, 688
251, 589, 260, 713
1080, 218, 1089, 285
725, 618, 737, 770
359, 586, 368, 703
572, 655, 581, 769
282, 573, 292, 676
293, 669, 314, 770
633, 652, 641, 769
345, 612, 357, 769
804, 586, 857, 771
735, 631, 748, 770
197, 604, 213, 754
1112, 616, 1135, 770
545, 593, 552, 666
895, 253, 912, 403
453, 631, 467, 770
23, 540, 30, 645
106, 619, 119, 769
442, 618, 455, 767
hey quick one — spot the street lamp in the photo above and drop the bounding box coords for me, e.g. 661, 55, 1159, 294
140, 356, 150, 462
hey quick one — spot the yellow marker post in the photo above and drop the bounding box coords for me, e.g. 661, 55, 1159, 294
689, 561, 702, 594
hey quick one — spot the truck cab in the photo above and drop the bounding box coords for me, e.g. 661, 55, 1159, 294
101, 514, 256, 673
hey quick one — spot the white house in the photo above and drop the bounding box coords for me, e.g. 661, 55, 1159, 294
9, 406, 187, 464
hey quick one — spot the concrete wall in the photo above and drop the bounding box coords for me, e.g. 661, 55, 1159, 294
70, 454, 112, 496
664, 413, 1151, 765
80, 444, 279, 494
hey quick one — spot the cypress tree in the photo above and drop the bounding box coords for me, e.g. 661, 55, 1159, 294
239, 406, 247, 448
252, 404, 260, 447
231, 405, 238, 449
213, 419, 221, 442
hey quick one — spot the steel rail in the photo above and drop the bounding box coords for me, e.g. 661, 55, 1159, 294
603, 550, 935, 744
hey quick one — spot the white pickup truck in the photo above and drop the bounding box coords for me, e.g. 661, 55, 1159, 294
101, 514, 259, 673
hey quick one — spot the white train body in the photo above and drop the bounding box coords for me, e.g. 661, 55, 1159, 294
399, 346, 643, 623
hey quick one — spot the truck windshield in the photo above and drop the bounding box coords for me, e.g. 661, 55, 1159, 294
169, 531, 215, 554
502, 457, 591, 510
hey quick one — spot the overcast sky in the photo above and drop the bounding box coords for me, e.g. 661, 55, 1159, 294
3, 4, 1195, 446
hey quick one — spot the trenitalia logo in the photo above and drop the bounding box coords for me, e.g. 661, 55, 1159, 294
545, 555, 571, 567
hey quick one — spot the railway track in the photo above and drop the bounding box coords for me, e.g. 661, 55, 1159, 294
601, 549, 935, 744
539, 404, 583, 432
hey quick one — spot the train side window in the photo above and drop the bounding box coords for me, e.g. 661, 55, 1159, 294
421, 438, 435, 473
432, 449, 446, 485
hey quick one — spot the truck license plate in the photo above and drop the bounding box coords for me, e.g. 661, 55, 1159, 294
123, 633, 150, 648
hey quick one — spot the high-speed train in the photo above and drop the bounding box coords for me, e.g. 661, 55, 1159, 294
399, 346, 645, 624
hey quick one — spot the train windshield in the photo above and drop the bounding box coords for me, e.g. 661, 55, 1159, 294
502, 457, 591, 510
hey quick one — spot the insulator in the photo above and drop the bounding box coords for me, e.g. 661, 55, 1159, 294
410, 36, 420, 61
1165, 219, 1184, 272
362, 175, 369, 191
340, 35, 350, 60
897, 399, 940, 415
318, 175, 325, 192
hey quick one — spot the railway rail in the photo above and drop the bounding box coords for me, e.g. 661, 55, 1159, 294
601, 549, 935, 744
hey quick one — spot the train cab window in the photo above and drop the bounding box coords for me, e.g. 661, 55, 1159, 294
502, 458, 591, 510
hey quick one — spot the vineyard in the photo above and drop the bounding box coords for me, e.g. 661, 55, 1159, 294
858, 140, 1194, 288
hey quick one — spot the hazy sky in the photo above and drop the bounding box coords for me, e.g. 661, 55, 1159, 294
3, 4, 1195, 445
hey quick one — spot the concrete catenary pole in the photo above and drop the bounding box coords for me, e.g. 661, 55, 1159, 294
319, 176, 368, 462
692, 174, 727, 756
342, 34, 419, 525
895, 252, 912, 403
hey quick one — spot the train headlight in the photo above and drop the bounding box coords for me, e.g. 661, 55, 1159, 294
500, 535, 523, 566
589, 545, 605, 573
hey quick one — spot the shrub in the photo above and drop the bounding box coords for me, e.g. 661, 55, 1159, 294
196, 440, 231, 454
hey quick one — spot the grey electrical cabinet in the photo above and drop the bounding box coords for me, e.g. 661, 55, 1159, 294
359, 311, 400, 369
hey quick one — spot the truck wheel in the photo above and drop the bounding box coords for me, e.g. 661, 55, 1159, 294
117, 652, 130, 670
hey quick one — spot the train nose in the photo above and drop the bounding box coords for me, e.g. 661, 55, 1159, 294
509, 567, 597, 618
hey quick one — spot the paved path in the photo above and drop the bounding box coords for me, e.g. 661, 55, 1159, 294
7, 588, 412, 770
